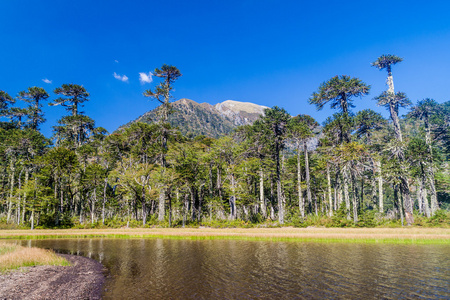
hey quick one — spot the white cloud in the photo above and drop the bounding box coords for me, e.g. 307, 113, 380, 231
139, 72, 153, 84
42, 78, 52, 84
114, 60, 119, 63
113, 72, 129, 82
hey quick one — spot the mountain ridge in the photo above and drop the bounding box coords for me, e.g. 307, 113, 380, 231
118, 98, 269, 138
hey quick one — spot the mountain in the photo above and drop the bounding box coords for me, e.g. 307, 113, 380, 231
119, 99, 269, 138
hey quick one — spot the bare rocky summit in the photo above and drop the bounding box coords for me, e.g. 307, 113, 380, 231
214, 100, 269, 126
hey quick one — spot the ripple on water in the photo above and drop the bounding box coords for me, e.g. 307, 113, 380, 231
20, 239, 450, 299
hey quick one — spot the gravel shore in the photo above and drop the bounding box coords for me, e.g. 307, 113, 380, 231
0, 254, 105, 300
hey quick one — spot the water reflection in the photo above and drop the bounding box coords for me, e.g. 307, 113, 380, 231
20, 239, 450, 299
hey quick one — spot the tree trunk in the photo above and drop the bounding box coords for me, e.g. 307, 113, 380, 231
387, 66, 395, 94
259, 167, 266, 218
142, 189, 147, 226
91, 188, 96, 224
352, 172, 358, 223
22, 168, 29, 224
400, 177, 414, 225
423, 117, 439, 214
304, 141, 312, 211
343, 169, 351, 220
7, 160, 16, 223
417, 181, 423, 215
158, 188, 165, 222
297, 146, 304, 218
17, 167, 23, 225
428, 173, 439, 215
326, 162, 333, 217
31, 209, 34, 230
217, 168, 222, 201
376, 160, 384, 213
230, 174, 237, 220
421, 175, 431, 218
390, 103, 403, 142
276, 142, 284, 224
102, 178, 107, 225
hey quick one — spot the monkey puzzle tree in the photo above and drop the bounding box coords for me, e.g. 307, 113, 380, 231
371, 54, 403, 94
288, 114, 319, 218
236, 122, 272, 218
372, 54, 414, 225
0, 91, 16, 129
0, 91, 15, 116
375, 91, 410, 142
17, 87, 49, 130
50, 84, 92, 148
309, 75, 370, 115
51, 84, 89, 117
143, 64, 182, 221
310, 75, 370, 143
409, 98, 440, 214
259, 106, 290, 224
354, 109, 387, 212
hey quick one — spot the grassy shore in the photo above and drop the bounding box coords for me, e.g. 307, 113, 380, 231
0, 227, 449, 244
0, 242, 69, 273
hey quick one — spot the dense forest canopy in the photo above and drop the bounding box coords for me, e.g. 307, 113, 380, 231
0, 59, 449, 229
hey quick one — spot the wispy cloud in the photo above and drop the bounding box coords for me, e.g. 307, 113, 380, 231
113, 72, 129, 82
139, 72, 153, 84
42, 78, 52, 84
114, 60, 119, 63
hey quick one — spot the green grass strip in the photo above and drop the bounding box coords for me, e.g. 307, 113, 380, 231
1, 234, 449, 245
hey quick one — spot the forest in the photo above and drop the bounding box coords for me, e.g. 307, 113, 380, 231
0, 55, 449, 229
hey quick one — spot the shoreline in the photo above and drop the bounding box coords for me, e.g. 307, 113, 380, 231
0, 253, 105, 299
0, 227, 449, 244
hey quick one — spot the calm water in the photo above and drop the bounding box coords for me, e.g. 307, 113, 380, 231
19, 239, 450, 299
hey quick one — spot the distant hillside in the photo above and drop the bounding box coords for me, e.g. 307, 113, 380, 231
119, 99, 269, 138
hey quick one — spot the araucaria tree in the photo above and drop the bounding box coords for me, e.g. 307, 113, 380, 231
288, 114, 319, 218
143, 64, 182, 221
260, 106, 290, 224
372, 54, 414, 225
309, 75, 370, 114
50, 84, 94, 148
371, 54, 403, 94
310, 75, 370, 142
1, 55, 449, 230
409, 98, 440, 215
17, 87, 49, 130
310, 75, 370, 221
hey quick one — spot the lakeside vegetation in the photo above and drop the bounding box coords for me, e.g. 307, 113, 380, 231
1, 57, 449, 230
0, 241, 69, 273
0, 228, 448, 245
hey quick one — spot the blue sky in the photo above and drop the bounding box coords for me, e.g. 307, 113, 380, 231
1, 0, 449, 137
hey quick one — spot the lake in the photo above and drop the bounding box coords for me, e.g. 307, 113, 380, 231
20, 239, 450, 299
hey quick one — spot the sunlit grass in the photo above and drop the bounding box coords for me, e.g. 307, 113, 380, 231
0, 228, 449, 244
0, 242, 69, 273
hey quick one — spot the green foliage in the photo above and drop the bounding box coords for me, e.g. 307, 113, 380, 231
371, 54, 403, 71
355, 210, 378, 228
1, 63, 449, 231
310, 75, 370, 114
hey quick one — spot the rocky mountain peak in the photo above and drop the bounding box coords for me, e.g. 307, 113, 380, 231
214, 100, 269, 126
119, 98, 268, 138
